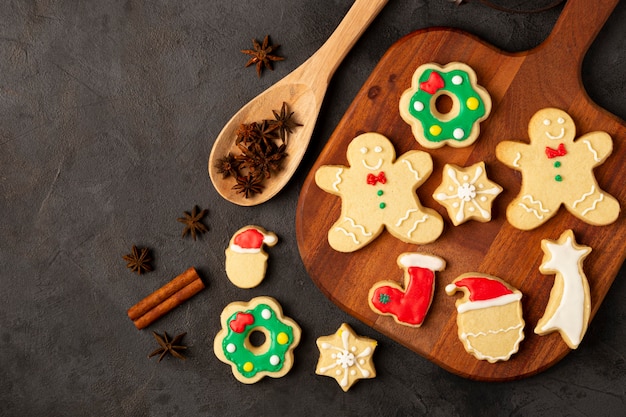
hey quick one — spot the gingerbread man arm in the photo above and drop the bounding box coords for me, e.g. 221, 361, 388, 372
495, 141, 530, 169
315, 165, 348, 195
574, 131, 613, 165
395, 150, 433, 184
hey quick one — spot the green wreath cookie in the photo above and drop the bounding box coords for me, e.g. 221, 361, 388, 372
399, 62, 491, 149
214, 296, 301, 384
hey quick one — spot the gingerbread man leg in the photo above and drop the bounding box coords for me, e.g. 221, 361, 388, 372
327, 216, 381, 253
564, 182, 620, 226
505, 191, 562, 230
386, 206, 444, 244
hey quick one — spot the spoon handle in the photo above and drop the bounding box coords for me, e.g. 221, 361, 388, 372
300, 0, 389, 90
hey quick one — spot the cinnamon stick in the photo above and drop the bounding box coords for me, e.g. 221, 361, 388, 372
128, 267, 204, 329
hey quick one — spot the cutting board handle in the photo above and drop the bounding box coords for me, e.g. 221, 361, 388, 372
542, 0, 618, 62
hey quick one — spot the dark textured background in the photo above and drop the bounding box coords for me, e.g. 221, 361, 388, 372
1, 1, 625, 416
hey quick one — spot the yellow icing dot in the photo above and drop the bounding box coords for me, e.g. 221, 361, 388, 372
429, 125, 442, 136
243, 362, 254, 372
466, 97, 479, 110
277, 332, 289, 345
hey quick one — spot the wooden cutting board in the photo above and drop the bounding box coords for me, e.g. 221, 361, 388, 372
296, 0, 625, 381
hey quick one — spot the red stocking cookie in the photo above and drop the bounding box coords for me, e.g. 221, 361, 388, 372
368, 253, 445, 327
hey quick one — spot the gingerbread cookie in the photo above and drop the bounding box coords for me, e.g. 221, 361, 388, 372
213, 296, 300, 384
369, 253, 445, 327
225, 225, 277, 288
433, 162, 502, 226
399, 62, 491, 149
315, 132, 444, 252
446, 273, 524, 363
315, 323, 377, 392
496, 108, 620, 230
535, 230, 591, 349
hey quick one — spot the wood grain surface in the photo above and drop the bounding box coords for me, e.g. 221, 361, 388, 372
296, 0, 625, 381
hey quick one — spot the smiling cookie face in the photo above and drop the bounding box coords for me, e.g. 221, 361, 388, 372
346, 134, 396, 171
529, 108, 576, 145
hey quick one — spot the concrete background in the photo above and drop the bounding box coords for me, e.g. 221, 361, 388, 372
1, 0, 624, 416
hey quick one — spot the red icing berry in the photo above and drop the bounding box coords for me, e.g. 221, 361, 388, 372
420, 71, 444, 95
229, 312, 255, 333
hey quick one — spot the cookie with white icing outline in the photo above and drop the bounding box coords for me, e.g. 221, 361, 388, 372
535, 229, 591, 349
315, 323, 377, 392
446, 273, 525, 363
433, 161, 502, 226
496, 107, 620, 230
315, 132, 444, 253
225, 225, 277, 288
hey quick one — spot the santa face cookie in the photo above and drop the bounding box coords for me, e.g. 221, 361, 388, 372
535, 230, 591, 349
315, 132, 444, 252
225, 226, 277, 288
399, 62, 492, 149
496, 108, 620, 230
446, 273, 524, 363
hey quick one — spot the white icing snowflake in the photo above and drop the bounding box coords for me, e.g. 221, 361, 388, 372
315, 323, 377, 391
433, 162, 502, 226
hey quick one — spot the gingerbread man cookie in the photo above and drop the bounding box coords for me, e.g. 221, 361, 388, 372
496, 108, 620, 230
315, 132, 444, 252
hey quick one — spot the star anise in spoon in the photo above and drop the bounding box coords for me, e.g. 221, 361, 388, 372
148, 331, 187, 362
177, 205, 208, 240
271, 102, 302, 143
233, 174, 264, 198
241, 35, 284, 77
214, 153, 240, 179
122, 245, 153, 275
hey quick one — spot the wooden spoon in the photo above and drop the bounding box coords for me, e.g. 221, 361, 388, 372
208, 0, 389, 206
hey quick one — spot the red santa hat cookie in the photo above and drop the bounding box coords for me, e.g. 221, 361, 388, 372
225, 226, 278, 288
446, 273, 525, 363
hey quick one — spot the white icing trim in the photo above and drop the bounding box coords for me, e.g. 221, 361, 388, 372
398, 253, 445, 271
343, 217, 372, 236
512, 152, 521, 167
581, 193, 604, 216
456, 292, 522, 313
332, 168, 343, 191
395, 209, 418, 226
402, 160, 420, 180
522, 194, 549, 213
461, 324, 523, 362
518, 202, 545, 219
572, 185, 595, 208
407, 215, 428, 238
230, 245, 261, 254
334, 227, 359, 245
582, 139, 601, 162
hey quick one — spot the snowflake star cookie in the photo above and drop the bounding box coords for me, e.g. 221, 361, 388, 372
535, 230, 591, 349
399, 62, 491, 149
315, 323, 377, 392
433, 162, 502, 226
496, 107, 620, 230
315, 132, 444, 252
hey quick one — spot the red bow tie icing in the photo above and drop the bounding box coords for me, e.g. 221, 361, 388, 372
366, 172, 386, 185
545, 143, 567, 159
420, 71, 445, 95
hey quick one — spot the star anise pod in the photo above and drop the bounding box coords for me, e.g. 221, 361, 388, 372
235, 122, 259, 145
233, 174, 264, 198
241, 35, 284, 77
253, 119, 280, 148
148, 331, 187, 362
177, 205, 208, 240
122, 245, 153, 275
266, 143, 288, 173
271, 102, 302, 143
214, 153, 240, 179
